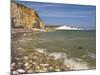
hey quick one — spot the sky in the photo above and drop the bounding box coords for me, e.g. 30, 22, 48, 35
16, 1, 96, 30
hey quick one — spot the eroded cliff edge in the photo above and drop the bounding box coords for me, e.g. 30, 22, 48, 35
11, 2, 45, 29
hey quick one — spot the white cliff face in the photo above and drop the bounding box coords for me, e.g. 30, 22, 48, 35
55, 25, 81, 30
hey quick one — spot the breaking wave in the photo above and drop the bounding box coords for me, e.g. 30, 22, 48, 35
36, 48, 89, 70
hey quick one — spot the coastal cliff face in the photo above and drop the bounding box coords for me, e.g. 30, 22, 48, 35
11, 2, 45, 29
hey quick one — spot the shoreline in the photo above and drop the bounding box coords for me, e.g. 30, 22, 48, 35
11, 28, 55, 34
11, 28, 95, 74
11, 47, 90, 75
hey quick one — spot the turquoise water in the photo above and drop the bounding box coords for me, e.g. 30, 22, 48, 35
35, 30, 96, 68
13, 30, 96, 69
36, 30, 96, 52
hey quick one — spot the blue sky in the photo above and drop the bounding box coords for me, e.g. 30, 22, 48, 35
16, 1, 96, 30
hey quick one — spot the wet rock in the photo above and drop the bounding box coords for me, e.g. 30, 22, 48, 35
26, 38, 32, 41
23, 56, 29, 60
55, 69, 61, 72
35, 65, 40, 70
26, 64, 33, 70
34, 69, 46, 73
11, 63, 16, 66
17, 62, 24, 69
18, 62, 23, 66
42, 67, 48, 72
12, 71, 19, 75
36, 48, 46, 53
11, 63, 16, 70
27, 69, 34, 73
17, 47, 23, 50
32, 62, 37, 65
32, 56, 38, 59
40, 63, 49, 67
11, 46, 71, 74
15, 57, 21, 61
24, 62, 29, 67
17, 69, 25, 73
38, 70, 46, 73
21, 33, 27, 37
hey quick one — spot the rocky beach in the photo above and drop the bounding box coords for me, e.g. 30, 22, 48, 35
11, 29, 92, 75
11, 1, 96, 75
11, 30, 70, 75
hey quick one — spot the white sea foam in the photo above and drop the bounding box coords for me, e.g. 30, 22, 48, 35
18, 37, 32, 43
35, 48, 47, 53
64, 58, 89, 70
87, 53, 96, 59
50, 52, 89, 70
35, 48, 89, 70
82, 52, 96, 59
50, 52, 67, 59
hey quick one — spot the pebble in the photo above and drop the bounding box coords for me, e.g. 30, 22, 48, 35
32, 56, 38, 59
35, 65, 40, 69
35, 69, 45, 73
48, 67, 54, 71
12, 71, 19, 75
18, 62, 23, 65
26, 38, 32, 41
17, 47, 23, 50
40, 63, 49, 67
25, 63, 33, 70
49, 66, 53, 70
32, 62, 37, 65
11, 46, 71, 74
22, 33, 27, 36
29, 60, 33, 63
11, 63, 16, 70
27, 69, 34, 73
55, 69, 61, 72
24, 62, 29, 67
23, 56, 29, 60
16, 58, 21, 61
39, 70, 46, 73
17, 69, 25, 73
26, 66, 30, 70
11, 63, 16, 67
42, 67, 47, 72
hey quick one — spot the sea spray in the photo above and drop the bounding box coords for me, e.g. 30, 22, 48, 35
49, 52, 89, 70
35, 48, 89, 70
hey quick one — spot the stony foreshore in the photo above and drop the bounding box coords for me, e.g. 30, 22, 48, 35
11, 28, 55, 34
11, 29, 90, 75
11, 48, 70, 75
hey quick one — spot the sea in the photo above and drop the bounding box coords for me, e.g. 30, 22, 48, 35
12, 30, 96, 70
